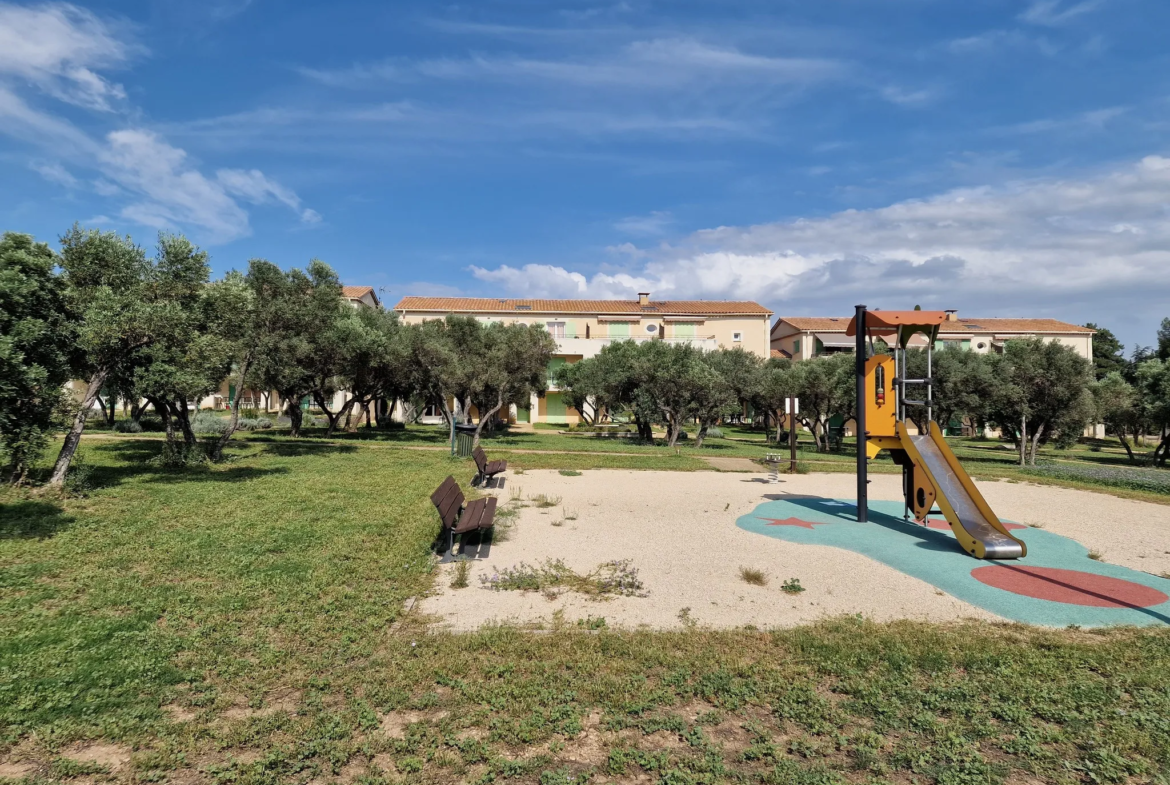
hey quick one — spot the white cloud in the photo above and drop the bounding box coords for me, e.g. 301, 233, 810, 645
614, 210, 673, 235
0, 3, 317, 243
29, 159, 78, 187
0, 2, 134, 111
300, 37, 844, 91
98, 130, 250, 241
216, 168, 322, 224
988, 106, 1127, 136
1019, 0, 1104, 26
465, 156, 1170, 318
880, 85, 937, 107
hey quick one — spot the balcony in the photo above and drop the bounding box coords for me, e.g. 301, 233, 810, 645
552, 335, 718, 359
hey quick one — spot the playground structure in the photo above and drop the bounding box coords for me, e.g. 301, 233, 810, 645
849, 307, 1027, 560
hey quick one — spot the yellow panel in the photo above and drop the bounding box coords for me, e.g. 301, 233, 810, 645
863, 354, 897, 437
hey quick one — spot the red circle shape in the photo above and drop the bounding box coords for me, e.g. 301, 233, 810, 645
971, 566, 1168, 608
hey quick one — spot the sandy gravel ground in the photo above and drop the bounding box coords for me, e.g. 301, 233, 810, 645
417, 470, 1170, 631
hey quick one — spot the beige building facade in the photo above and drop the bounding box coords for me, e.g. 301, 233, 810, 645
394, 294, 773, 424
771, 315, 1094, 361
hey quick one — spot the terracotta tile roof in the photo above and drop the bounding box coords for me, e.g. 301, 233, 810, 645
393, 296, 772, 316
772, 316, 852, 333
342, 285, 378, 304
938, 318, 1094, 335
775, 315, 1093, 335
770, 348, 791, 359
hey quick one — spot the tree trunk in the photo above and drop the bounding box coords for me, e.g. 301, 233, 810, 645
774, 410, 784, 445
49, 368, 110, 487
472, 394, 505, 450
666, 413, 682, 448
131, 400, 148, 425
313, 390, 354, 437
1019, 415, 1027, 467
149, 397, 174, 445
286, 399, 304, 438
1118, 433, 1135, 463
1029, 423, 1044, 466
170, 400, 196, 446
211, 357, 251, 461
441, 397, 456, 450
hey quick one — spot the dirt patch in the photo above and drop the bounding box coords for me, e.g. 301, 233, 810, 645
0, 761, 38, 779
220, 689, 301, 721
557, 711, 607, 766
673, 700, 718, 722
378, 709, 450, 739
164, 703, 199, 722
638, 730, 687, 752
708, 718, 755, 754
63, 742, 132, 771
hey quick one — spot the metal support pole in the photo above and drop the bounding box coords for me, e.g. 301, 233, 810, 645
788, 396, 797, 473
855, 304, 868, 523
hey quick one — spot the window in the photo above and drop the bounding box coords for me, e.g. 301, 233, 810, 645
732, 331, 743, 342
645, 323, 658, 334
546, 321, 566, 338
793, 339, 801, 353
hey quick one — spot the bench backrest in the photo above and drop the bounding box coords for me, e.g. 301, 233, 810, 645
472, 447, 488, 471
430, 475, 464, 530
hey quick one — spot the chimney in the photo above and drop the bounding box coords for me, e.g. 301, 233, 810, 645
944, 309, 959, 322
638, 292, 650, 306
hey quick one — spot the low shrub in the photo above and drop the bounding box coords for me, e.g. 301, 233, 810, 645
138, 416, 165, 432
704, 426, 724, 439
236, 417, 273, 432
192, 413, 231, 435
113, 420, 143, 434
1022, 463, 1170, 495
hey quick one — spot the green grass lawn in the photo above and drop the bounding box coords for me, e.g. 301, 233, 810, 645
2, 439, 1169, 784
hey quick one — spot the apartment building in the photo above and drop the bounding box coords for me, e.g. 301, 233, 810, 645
393, 294, 773, 424
771, 315, 1094, 360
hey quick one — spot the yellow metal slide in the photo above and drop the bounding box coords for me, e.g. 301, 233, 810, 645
897, 422, 1027, 559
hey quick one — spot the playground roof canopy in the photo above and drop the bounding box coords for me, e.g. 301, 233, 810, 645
845, 310, 951, 337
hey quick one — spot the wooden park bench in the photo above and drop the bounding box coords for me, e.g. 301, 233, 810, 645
430, 475, 496, 562
472, 447, 508, 486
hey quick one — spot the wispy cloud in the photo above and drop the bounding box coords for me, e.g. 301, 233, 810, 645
946, 29, 1059, 56
0, 2, 318, 243
0, 1, 137, 111
1019, 0, 1105, 26
614, 210, 673, 235
988, 106, 1127, 136
29, 158, 78, 187
299, 37, 845, 90
880, 85, 938, 107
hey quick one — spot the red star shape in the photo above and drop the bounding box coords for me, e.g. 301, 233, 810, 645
758, 516, 827, 529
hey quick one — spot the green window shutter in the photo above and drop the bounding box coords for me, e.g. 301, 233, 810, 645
793, 339, 800, 354
961, 339, 971, 350
673, 322, 696, 338
608, 322, 630, 337
228, 383, 236, 402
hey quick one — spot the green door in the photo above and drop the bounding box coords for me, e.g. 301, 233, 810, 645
545, 393, 568, 423
515, 404, 530, 423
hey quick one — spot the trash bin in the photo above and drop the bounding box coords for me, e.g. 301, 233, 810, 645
452, 423, 477, 457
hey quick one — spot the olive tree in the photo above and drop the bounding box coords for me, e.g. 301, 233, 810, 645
0, 233, 73, 483
50, 227, 206, 486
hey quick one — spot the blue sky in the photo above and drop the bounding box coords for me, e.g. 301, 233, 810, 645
2, 0, 1169, 348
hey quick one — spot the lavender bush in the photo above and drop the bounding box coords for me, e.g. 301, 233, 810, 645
1022, 463, 1170, 495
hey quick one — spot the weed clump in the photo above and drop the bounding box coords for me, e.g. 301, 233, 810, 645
781, 578, 806, 595
480, 559, 645, 598
739, 567, 768, 586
